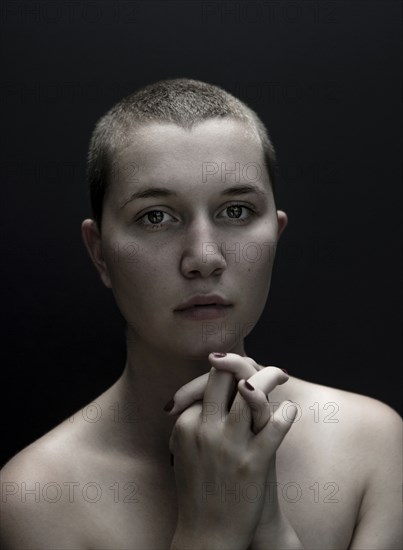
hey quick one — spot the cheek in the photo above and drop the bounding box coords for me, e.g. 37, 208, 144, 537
234, 222, 278, 277
237, 243, 277, 271
235, 233, 277, 308
101, 238, 163, 309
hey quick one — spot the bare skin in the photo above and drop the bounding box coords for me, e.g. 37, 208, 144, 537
1, 364, 401, 549
1, 120, 401, 549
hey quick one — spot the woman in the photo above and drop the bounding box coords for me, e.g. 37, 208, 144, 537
1, 79, 401, 549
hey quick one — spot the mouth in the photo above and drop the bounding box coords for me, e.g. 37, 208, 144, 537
191, 303, 222, 307
174, 304, 233, 320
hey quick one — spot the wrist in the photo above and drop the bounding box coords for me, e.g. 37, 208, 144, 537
250, 511, 304, 550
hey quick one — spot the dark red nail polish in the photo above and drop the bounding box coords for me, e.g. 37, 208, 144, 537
213, 352, 226, 358
170, 453, 174, 467
281, 369, 288, 374
245, 380, 255, 391
163, 398, 175, 412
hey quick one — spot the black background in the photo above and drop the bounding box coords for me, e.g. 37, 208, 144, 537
1, 0, 401, 467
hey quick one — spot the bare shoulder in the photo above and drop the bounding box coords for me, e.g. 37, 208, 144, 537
289, 375, 402, 437
1, 393, 147, 550
310, 380, 402, 495
280, 377, 402, 547
283, 375, 402, 489
288, 376, 402, 543
1, 405, 92, 479
1, 418, 90, 549
291, 376, 402, 468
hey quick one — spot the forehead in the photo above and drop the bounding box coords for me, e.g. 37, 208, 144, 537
110, 119, 267, 190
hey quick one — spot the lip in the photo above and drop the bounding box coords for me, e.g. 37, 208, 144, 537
174, 304, 233, 321
174, 294, 233, 311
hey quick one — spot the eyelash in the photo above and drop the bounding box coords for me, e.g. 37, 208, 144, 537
136, 203, 257, 229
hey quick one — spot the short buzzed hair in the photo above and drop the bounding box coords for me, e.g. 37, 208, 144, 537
86, 78, 278, 230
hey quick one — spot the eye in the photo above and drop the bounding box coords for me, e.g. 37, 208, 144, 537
219, 203, 256, 224
135, 203, 256, 230
136, 209, 176, 229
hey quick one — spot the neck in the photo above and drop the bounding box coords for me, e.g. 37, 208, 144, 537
100, 333, 247, 467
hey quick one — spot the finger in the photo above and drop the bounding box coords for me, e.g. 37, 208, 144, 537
204, 353, 261, 423
166, 353, 264, 416
237, 367, 289, 433
165, 373, 210, 416
210, 354, 261, 410
208, 352, 260, 382
245, 365, 289, 394
202, 367, 234, 424
237, 380, 272, 434
226, 367, 289, 439
251, 401, 298, 460
167, 354, 261, 416
168, 401, 203, 454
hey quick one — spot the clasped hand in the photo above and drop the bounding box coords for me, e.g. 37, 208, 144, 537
165, 353, 298, 550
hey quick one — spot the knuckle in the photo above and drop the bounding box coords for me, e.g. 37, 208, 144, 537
245, 357, 259, 369
238, 453, 255, 476
175, 408, 197, 435
272, 366, 287, 378
174, 387, 194, 407
269, 414, 286, 437
263, 366, 288, 384
195, 424, 214, 446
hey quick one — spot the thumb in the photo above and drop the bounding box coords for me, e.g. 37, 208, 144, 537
164, 373, 209, 416
252, 400, 299, 457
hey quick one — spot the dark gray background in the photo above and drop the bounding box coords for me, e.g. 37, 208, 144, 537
1, 0, 401, 466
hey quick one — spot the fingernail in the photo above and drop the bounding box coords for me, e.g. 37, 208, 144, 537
213, 352, 226, 358
281, 369, 288, 374
170, 453, 174, 467
245, 380, 255, 391
163, 398, 175, 412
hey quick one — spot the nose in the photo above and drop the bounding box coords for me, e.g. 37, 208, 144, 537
180, 215, 227, 279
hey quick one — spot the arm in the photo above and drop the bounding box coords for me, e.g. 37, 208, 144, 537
348, 401, 402, 550
0, 451, 84, 549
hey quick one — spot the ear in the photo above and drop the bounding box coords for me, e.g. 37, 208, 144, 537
81, 219, 112, 288
276, 210, 288, 240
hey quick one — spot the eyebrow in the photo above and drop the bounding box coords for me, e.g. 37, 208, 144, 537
119, 184, 266, 209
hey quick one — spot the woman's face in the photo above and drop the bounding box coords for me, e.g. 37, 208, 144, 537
92, 119, 287, 358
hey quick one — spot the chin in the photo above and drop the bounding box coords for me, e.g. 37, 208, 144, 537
169, 317, 253, 357
177, 339, 242, 361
